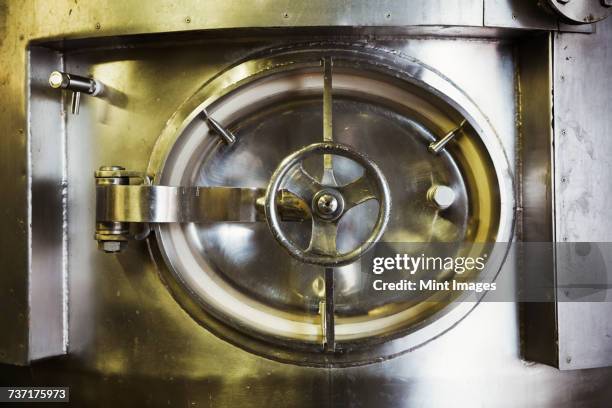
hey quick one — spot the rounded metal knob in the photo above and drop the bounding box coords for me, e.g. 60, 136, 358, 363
428, 185, 456, 210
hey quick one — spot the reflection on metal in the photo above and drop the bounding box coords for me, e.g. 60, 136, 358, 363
95, 173, 310, 251
552, 19, 612, 370
48, 71, 103, 115
96, 184, 309, 223
94, 166, 130, 253
428, 119, 467, 154
324, 267, 335, 352
322, 57, 335, 184
201, 108, 236, 145
545, 0, 612, 23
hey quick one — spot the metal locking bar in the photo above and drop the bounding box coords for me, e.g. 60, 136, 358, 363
94, 167, 310, 252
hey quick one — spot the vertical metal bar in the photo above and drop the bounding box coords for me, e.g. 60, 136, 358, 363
70, 91, 81, 115
323, 57, 333, 170
324, 267, 335, 352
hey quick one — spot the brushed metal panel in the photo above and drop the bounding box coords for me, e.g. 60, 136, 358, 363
485, 0, 558, 30
554, 18, 612, 370
25, 0, 484, 40
28, 46, 67, 360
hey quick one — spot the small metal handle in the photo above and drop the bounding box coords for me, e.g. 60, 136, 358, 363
264, 142, 391, 267
49, 71, 104, 115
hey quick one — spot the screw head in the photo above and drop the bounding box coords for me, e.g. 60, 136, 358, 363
317, 194, 339, 216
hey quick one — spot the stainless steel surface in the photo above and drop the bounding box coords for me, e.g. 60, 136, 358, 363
553, 17, 612, 370
516, 33, 559, 367
485, 0, 558, 30
96, 185, 308, 223
1, 0, 612, 406
28, 46, 67, 361
546, 0, 612, 23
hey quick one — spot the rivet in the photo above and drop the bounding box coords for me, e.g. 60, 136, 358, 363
95, 22, 101, 30
185, 17, 191, 24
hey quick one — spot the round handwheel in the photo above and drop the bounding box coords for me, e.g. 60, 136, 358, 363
264, 142, 391, 266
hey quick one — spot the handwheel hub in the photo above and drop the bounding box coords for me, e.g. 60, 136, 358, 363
313, 190, 343, 220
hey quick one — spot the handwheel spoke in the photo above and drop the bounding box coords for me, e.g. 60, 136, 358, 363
338, 174, 378, 211
286, 165, 323, 204
306, 218, 338, 256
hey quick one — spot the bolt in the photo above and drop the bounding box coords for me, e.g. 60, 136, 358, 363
317, 194, 338, 216
428, 185, 456, 210
95, 22, 101, 30
100, 241, 126, 253
99, 165, 125, 171
560, 129, 567, 136
283, 12, 289, 18
185, 16, 191, 23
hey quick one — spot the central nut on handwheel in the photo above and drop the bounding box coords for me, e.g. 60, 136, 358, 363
312, 189, 344, 220
317, 194, 337, 214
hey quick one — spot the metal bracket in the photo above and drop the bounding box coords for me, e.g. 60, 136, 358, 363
94, 166, 310, 252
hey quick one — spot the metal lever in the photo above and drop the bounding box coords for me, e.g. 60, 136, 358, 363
428, 119, 467, 154
49, 71, 104, 115
202, 108, 236, 145
95, 166, 311, 253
